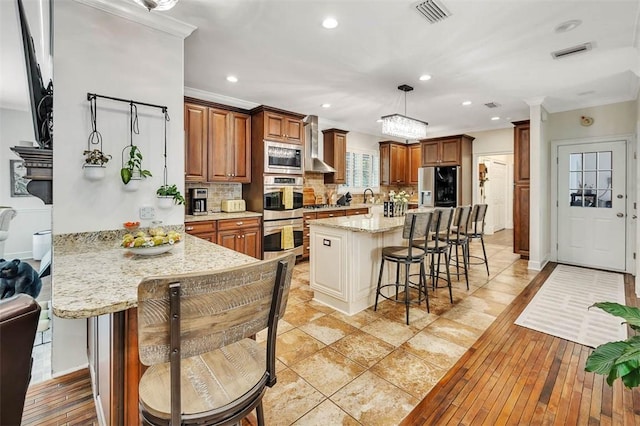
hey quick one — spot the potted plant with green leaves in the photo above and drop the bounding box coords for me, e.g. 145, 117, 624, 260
156, 184, 185, 209
83, 149, 111, 181
585, 302, 640, 389
121, 145, 152, 191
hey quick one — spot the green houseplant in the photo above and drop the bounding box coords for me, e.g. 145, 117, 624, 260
83, 149, 111, 181
120, 145, 152, 185
585, 302, 640, 389
156, 184, 185, 207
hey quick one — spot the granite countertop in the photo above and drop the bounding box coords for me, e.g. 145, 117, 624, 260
308, 213, 406, 233
52, 233, 257, 319
303, 203, 372, 213
185, 211, 263, 222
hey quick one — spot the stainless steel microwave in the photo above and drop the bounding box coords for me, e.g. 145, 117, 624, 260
264, 140, 303, 175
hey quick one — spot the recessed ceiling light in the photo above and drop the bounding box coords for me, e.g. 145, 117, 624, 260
376, 119, 383, 123
462, 100, 472, 106
419, 74, 432, 81
555, 19, 582, 33
322, 17, 338, 29
226, 75, 238, 83
321, 103, 331, 108
491, 116, 500, 121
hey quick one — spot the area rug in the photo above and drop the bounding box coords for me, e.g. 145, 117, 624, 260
515, 264, 626, 348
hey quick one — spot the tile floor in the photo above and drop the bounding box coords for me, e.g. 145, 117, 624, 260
255, 230, 538, 425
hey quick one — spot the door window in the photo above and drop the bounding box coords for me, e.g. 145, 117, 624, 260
568, 151, 612, 208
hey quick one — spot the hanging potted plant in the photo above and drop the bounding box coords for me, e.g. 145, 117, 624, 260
121, 145, 152, 191
156, 184, 185, 208
83, 95, 110, 181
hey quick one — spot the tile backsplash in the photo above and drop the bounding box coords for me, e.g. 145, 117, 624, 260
185, 182, 242, 212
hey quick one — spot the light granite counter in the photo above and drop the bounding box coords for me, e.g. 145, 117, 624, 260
185, 211, 262, 222
52, 232, 257, 319
309, 213, 406, 233
303, 203, 371, 213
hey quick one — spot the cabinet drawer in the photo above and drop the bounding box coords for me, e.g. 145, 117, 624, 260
185, 220, 217, 234
316, 210, 346, 219
303, 212, 318, 221
217, 217, 261, 231
346, 208, 369, 216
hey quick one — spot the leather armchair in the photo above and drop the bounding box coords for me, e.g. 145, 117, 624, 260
0, 294, 41, 425
0, 207, 17, 259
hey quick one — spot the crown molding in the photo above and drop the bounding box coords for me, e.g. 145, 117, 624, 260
183, 87, 260, 110
73, 0, 196, 39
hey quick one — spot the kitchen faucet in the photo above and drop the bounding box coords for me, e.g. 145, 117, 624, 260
363, 188, 374, 204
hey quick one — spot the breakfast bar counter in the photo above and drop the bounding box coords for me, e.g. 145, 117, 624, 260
308, 213, 406, 315
51, 231, 259, 425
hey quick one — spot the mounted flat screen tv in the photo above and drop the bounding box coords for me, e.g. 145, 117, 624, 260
17, 0, 53, 149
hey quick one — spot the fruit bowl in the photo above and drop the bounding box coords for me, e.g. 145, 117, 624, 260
127, 244, 174, 256
122, 229, 182, 256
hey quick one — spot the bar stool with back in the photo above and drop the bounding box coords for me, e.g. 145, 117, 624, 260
374, 211, 433, 325
444, 205, 472, 290
418, 207, 454, 303
464, 204, 489, 276
136, 254, 295, 426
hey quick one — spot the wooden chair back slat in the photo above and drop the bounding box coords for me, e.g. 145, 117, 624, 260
138, 254, 296, 366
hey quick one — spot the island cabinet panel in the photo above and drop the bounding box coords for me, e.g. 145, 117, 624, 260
184, 103, 208, 182
322, 129, 348, 184
263, 110, 304, 144
184, 99, 251, 183
379, 141, 407, 185
407, 143, 421, 184
310, 228, 347, 301
513, 120, 530, 257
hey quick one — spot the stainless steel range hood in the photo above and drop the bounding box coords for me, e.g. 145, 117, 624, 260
304, 115, 336, 173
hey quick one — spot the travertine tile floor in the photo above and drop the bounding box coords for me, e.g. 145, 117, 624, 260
256, 230, 538, 425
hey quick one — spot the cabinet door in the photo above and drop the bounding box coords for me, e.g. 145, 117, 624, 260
217, 230, 238, 251
407, 144, 421, 184
208, 108, 231, 181
284, 116, 303, 144
379, 143, 391, 185
440, 139, 461, 165
242, 228, 261, 259
514, 123, 530, 183
323, 130, 347, 184
184, 103, 208, 182
390, 144, 406, 184
230, 112, 251, 183
421, 141, 439, 167
265, 112, 285, 141
513, 184, 530, 257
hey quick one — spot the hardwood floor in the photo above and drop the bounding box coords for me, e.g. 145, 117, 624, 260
22, 368, 98, 425
401, 263, 640, 425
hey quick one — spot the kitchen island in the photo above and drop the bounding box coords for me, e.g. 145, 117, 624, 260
52, 231, 258, 425
308, 213, 407, 315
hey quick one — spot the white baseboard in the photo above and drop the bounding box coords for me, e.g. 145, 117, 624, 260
3, 250, 32, 260
51, 363, 89, 379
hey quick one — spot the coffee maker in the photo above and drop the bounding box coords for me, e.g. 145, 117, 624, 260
190, 188, 208, 215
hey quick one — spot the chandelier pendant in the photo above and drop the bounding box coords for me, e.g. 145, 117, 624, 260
381, 84, 428, 140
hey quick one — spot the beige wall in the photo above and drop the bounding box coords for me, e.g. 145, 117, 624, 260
548, 101, 636, 141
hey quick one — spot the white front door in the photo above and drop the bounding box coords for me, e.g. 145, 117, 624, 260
490, 161, 507, 231
557, 141, 627, 271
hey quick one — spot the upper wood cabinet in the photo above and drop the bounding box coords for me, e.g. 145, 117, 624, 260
184, 99, 251, 183
420, 134, 474, 167
322, 128, 348, 184
184, 103, 208, 182
407, 143, 421, 184
379, 141, 407, 185
260, 109, 304, 144
514, 121, 530, 183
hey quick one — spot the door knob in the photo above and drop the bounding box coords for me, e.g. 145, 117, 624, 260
617, 213, 624, 218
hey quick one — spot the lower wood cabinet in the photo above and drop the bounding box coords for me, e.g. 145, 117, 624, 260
186, 217, 262, 259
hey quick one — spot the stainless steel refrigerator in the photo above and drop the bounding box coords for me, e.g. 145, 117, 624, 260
418, 166, 459, 207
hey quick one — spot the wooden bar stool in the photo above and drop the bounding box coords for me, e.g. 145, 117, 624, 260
374, 211, 433, 325
464, 204, 489, 276
137, 254, 296, 426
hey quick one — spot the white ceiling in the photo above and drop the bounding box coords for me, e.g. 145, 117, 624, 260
2, 0, 639, 139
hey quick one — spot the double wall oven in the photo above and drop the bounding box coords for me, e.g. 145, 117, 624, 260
262, 175, 304, 259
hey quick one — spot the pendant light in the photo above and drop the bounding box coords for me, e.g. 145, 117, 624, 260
381, 84, 428, 140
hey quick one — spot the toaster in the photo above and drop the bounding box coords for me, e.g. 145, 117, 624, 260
221, 199, 246, 212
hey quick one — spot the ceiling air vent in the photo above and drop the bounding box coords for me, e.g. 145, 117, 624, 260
415, 0, 451, 24
551, 42, 592, 59
484, 102, 501, 109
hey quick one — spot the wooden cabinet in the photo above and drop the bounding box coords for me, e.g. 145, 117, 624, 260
345, 207, 369, 216
185, 220, 217, 243
322, 129, 348, 184
184, 103, 208, 182
302, 211, 316, 259
184, 99, 251, 183
208, 108, 251, 183
257, 108, 304, 144
407, 143, 421, 184
379, 141, 408, 185
513, 120, 530, 258
420, 135, 473, 167
217, 217, 262, 259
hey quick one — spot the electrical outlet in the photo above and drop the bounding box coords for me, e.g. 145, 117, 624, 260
139, 206, 155, 220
